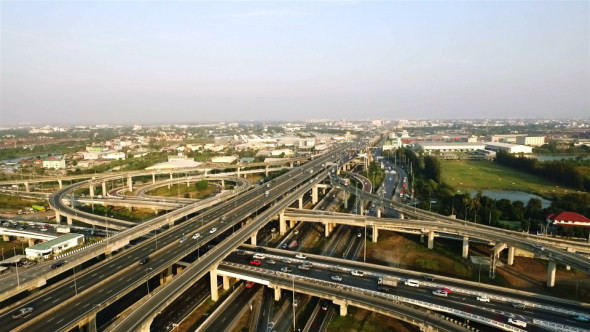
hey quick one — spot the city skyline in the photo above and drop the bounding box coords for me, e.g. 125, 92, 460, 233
2, 1, 589, 125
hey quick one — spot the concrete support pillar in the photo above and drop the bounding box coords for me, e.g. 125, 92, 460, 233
274, 287, 281, 301
58, 180, 63, 189
204, 169, 208, 176
372, 226, 379, 243
489, 254, 497, 279
289, 220, 295, 229
428, 230, 434, 249
210, 265, 219, 301
102, 182, 106, 196
223, 275, 230, 290
168, 219, 174, 227
28, 238, 34, 247
339, 303, 348, 316
55, 210, 61, 223
343, 191, 348, 209
24, 182, 29, 192
170, 173, 173, 181
322, 188, 326, 195
237, 167, 241, 177
89, 185, 95, 198
312, 186, 318, 204
3, 234, 10, 241
176, 266, 184, 275
265, 165, 269, 177
67, 216, 73, 225
279, 211, 286, 235
250, 231, 257, 246
566, 248, 575, 270
290, 162, 294, 168
507, 246, 515, 266
152, 173, 156, 184
376, 207, 381, 218
165, 266, 173, 283
78, 314, 97, 332
298, 196, 303, 209
127, 176, 132, 192
462, 236, 469, 259
420, 234, 425, 243
547, 260, 556, 287
221, 179, 225, 188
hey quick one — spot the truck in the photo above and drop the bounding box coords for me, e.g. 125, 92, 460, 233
32, 205, 46, 212
288, 241, 298, 250
378, 276, 398, 287
56, 226, 70, 234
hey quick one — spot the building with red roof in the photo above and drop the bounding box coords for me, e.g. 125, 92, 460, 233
546, 212, 590, 228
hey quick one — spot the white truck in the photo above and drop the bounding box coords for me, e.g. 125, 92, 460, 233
378, 276, 398, 287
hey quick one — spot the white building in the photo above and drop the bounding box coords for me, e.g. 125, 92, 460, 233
168, 154, 188, 161
271, 149, 294, 156
415, 142, 486, 153
103, 152, 126, 160
83, 152, 102, 160
25, 233, 85, 260
211, 156, 237, 163
485, 142, 533, 154
516, 136, 545, 147
42, 159, 66, 169
146, 160, 202, 170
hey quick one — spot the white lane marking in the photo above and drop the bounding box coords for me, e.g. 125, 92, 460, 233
56, 319, 64, 325
52, 298, 60, 303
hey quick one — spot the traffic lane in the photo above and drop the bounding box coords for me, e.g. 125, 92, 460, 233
307, 300, 332, 332
103, 149, 356, 332
203, 284, 261, 332
150, 278, 212, 332
255, 287, 273, 332
225, 255, 586, 329
221, 261, 562, 331
222, 264, 468, 332
250, 247, 589, 317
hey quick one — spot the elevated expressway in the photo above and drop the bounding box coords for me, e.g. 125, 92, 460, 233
0, 156, 308, 191
1, 143, 359, 332
283, 208, 590, 285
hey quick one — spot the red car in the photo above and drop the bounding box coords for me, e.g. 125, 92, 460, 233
245, 281, 254, 288
250, 260, 262, 266
438, 287, 452, 294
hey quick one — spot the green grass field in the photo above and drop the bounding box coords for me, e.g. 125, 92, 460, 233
441, 160, 576, 196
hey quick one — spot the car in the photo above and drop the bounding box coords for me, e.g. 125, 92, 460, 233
357, 233, 362, 238
139, 257, 150, 265
40, 228, 47, 232
422, 275, 435, 281
321, 301, 330, 310
179, 236, 187, 243
12, 307, 33, 319
351, 270, 364, 277
432, 290, 448, 297
438, 287, 452, 294
508, 318, 527, 328
294, 230, 299, 235
209, 228, 217, 234
255, 247, 266, 253
281, 258, 291, 263
533, 244, 544, 250
295, 254, 307, 259
331, 275, 342, 282
572, 315, 589, 322
266, 259, 276, 265
250, 260, 262, 266
220, 216, 227, 223
377, 286, 390, 293
245, 281, 254, 288
476, 296, 490, 302
51, 261, 65, 269
192, 233, 201, 239
512, 303, 526, 309
282, 243, 288, 249
280, 267, 292, 273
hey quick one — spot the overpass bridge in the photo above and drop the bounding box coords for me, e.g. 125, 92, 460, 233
0, 143, 360, 332
282, 209, 590, 285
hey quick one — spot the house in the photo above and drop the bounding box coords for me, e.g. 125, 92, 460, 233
211, 156, 237, 164
43, 159, 66, 169
547, 212, 590, 228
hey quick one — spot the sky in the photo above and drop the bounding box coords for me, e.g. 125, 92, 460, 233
1, 1, 588, 125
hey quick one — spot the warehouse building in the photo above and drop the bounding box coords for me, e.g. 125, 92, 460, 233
516, 136, 545, 147
484, 142, 533, 154
415, 142, 485, 154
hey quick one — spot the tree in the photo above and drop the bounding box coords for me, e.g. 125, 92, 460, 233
196, 179, 208, 190
72, 160, 78, 166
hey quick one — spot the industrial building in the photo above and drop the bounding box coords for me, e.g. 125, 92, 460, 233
211, 156, 237, 163
547, 212, 590, 228
484, 142, 533, 154
516, 136, 545, 147
415, 142, 486, 153
25, 233, 85, 260
42, 159, 66, 169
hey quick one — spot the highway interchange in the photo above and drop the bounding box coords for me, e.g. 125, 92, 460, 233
1, 136, 590, 332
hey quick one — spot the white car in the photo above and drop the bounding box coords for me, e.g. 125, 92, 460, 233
331, 275, 342, 282
294, 230, 299, 235
179, 236, 187, 243
192, 233, 201, 239
432, 290, 448, 297
295, 254, 307, 259
351, 270, 364, 277
476, 296, 490, 303
209, 228, 217, 234
40, 228, 47, 232
533, 244, 544, 250
357, 233, 362, 238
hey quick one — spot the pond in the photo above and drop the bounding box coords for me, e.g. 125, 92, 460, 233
469, 190, 552, 208
528, 154, 590, 162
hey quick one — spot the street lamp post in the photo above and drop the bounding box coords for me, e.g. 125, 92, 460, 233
13, 247, 20, 286
146, 268, 153, 296
292, 275, 296, 332
73, 267, 78, 295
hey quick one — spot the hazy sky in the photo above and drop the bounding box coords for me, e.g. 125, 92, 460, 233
1, 1, 588, 125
